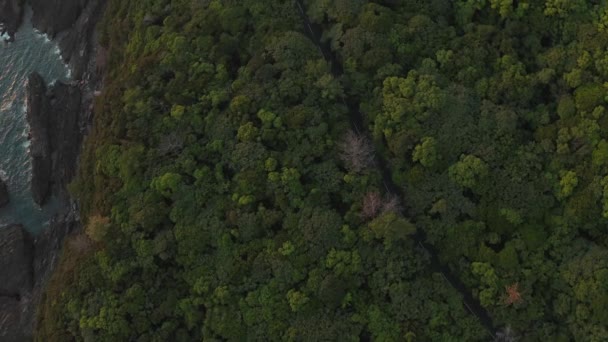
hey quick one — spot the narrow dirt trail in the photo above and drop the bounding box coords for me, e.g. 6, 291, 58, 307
295, 0, 498, 337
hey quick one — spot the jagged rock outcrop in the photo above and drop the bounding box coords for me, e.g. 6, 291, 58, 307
0, 0, 23, 41
29, 0, 87, 37
0, 225, 33, 341
30, 0, 105, 79
0, 225, 33, 296
0, 178, 9, 208
26, 73, 83, 206
0, 217, 78, 341
48, 82, 82, 196
0, 297, 27, 342
26, 73, 51, 206
1, 0, 105, 340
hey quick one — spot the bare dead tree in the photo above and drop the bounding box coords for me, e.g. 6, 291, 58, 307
158, 132, 184, 156
495, 326, 518, 342
96, 46, 108, 74
381, 193, 402, 215
338, 130, 375, 173
69, 233, 93, 253
362, 192, 403, 220
362, 191, 383, 220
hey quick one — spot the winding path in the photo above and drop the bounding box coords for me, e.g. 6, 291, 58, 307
295, 0, 498, 338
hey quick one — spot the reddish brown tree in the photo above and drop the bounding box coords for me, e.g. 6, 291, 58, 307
504, 283, 522, 305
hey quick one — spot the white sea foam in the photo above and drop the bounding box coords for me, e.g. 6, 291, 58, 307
0, 6, 72, 232
0, 31, 10, 42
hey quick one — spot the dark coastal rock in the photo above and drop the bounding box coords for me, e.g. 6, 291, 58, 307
0, 209, 80, 342
0, 178, 9, 208
0, 0, 23, 41
0, 297, 27, 342
26, 73, 51, 206
0, 0, 105, 339
33, 212, 78, 292
0, 217, 77, 342
47, 82, 82, 196
26, 72, 83, 205
0, 225, 33, 296
31, 0, 105, 79
29, 0, 88, 38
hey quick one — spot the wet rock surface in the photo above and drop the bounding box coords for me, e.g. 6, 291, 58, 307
25, 73, 51, 206
0, 178, 9, 208
0, 225, 33, 296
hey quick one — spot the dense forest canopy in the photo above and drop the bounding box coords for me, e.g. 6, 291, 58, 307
36, 0, 608, 341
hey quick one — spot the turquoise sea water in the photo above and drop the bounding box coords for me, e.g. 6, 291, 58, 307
0, 11, 70, 233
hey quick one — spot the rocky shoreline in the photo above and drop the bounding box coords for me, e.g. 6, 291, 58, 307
0, 0, 105, 340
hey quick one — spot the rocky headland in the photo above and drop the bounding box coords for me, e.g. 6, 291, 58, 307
26, 73, 82, 206
0, 0, 105, 340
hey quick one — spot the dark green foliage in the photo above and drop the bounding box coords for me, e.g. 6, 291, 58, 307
35, 0, 608, 341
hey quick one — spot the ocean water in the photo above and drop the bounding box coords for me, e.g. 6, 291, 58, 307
0, 11, 70, 233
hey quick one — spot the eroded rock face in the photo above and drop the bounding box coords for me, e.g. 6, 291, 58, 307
0, 297, 27, 342
0, 225, 33, 297
0, 178, 9, 208
0, 0, 23, 41
47, 83, 82, 194
30, 0, 105, 79
29, 0, 88, 38
27, 72, 83, 206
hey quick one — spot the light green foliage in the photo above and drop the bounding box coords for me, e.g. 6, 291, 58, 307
286, 289, 309, 312
325, 249, 362, 276
557, 95, 576, 119
412, 136, 438, 167
279, 241, 295, 256
574, 84, 605, 113
593, 140, 608, 167
471, 262, 498, 307
449, 155, 489, 189
558, 170, 578, 199
544, 0, 586, 17
367, 212, 416, 247
170, 105, 185, 119
237, 122, 259, 142
500, 208, 523, 226
378, 72, 445, 138
489, 0, 514, 18
599, 8, 608, 32
151, 172, 182, 197
601, 176, 608, 218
